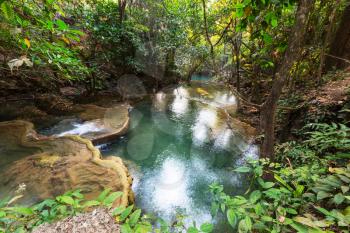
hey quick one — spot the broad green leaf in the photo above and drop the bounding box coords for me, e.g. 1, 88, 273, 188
121, 223, 132, 233
1, 1, 14, 20
274, 174, 293, 191
112, 206, 126, 216
83, 200, 100, 208
249, 190, 261, 203
227, 209, 237, 228
57, 196, 75, 205
286, 208, 298, 215
271, 18, 278, 27
200, 223, 213, 233
317, 191, 331, 200
293, 216, 325, 229
334, 193, 345, 205
8, 207, 34, 215
103, 192, 123, 206
187, 227, 199, 233
261, 216, 273, 222
0, 211, 6, 217
210, 202, 219, 217
341, 185, 349, 193
245, 216, 252, 230
56, 19, 68, 30
120, 205, 134, 222
234, 166, 251, 173
129, 209, 141, 226
97, 189, 111, 202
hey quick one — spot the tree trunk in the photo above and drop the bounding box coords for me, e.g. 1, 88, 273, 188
118, 0, 127, 23
260, 0, 315, 159
317, 0, 341, 84
325, 3, 350, 70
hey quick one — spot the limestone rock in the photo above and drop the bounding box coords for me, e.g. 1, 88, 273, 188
0, 120, 133, 207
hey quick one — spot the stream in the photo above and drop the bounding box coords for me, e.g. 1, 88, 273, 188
0, 82, 258, 231
101, 83, 258, 231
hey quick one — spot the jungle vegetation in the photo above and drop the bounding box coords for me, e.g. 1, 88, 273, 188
1, 0, 350, 232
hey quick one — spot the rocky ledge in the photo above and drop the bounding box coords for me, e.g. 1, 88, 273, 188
0, 120, 133, 207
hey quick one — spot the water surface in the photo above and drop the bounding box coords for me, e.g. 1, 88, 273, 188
102, 83, 258, 230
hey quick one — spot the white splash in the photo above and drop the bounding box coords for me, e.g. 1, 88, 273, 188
57, 122, 103, 136
192, 108, 217, 145
171, 87, 189, 117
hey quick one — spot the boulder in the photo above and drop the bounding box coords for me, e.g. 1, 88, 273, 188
62, 104, 130, 144
0, 120, 133, 207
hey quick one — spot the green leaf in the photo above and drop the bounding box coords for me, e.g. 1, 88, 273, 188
200, 223, 213, 233
289, 222, 309, 233
317, 191, 331, 200
341, 185, 349, 193
55, 19, 68, 30
187, 227, 199, 233
249, 190, 261, 203
263, 33, 272, 44
334, 193, 345, 205
83, 200, 100, 208
57, 196, 75, 205
261, 216, 273, 222
1, 1, 14, 20
128, 209, 141, 226
210, 202, 219, 217
293, 216, 325, 230
97, 189, 111, 202
0, 210, 6, 217
112, 206, 125, 216
286, 208, 298, 215
227, 209, 237, 228
245, 216, 252, 230
271, 18, 278, 28
121, 223, 132, 233
102, 192, 123, 206
8, 207, 34, 215
234, 166, 251, 173
274, 174, 293, 191
120, 205, 134, 222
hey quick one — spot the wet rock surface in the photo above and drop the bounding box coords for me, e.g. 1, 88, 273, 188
0, 120, 133, 206
53, 104, 130, 144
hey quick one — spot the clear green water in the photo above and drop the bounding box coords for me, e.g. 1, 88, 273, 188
102, 83, 258, 231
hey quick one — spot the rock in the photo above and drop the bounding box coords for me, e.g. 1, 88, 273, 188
59, 87, 82, 97
32, 208, 120, 233
35, 94, 74, 115
63, 104, 130, 144
0, 120, 133, 207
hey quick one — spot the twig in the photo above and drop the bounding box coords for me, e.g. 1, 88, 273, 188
325, 53, 350, 64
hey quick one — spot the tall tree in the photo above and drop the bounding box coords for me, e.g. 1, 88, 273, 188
118, 0, 128, 23
325, 3, 350, 70
260, 0, 315, 159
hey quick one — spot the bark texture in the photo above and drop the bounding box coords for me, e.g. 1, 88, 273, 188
325, 3, 350, 70
260, 0, 315, 159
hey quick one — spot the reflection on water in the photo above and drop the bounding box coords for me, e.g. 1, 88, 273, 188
171, 87, 190, 117
103, 83, 258, 230
192, 108, 217, 146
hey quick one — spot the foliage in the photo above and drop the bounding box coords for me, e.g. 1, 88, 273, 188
0, 188, 214, 233
210, 122, 350, 233
0, 189, 123, 233
0, 0, 89, 81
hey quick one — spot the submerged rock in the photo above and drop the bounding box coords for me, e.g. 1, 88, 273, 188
0, 120, 133, 207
